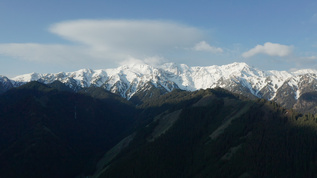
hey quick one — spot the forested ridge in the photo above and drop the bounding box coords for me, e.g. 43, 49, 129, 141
1, 82, 317, 177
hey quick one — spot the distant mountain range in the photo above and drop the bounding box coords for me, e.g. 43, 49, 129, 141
2, 62, 317, 112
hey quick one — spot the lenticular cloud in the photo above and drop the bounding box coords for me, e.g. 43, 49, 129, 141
0, 19, 206, 67
49, 19, 204, 56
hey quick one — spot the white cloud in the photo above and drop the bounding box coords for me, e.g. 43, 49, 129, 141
50, 20, 203, 49
0, 19, 205, 67
193, 41, 223, 53
242, 42, 293, 58
49, 19, 203, 60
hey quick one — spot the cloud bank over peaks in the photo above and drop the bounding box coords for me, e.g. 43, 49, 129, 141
119, 56, 167, 67
242, 42, 293, 58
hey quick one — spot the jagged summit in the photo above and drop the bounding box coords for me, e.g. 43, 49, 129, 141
2, 62, 317, 108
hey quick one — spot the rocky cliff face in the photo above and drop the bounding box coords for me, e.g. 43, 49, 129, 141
293, 91, 317, 114
0, 76, 13, 93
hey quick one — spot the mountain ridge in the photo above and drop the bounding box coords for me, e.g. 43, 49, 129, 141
2, 62, 317, 111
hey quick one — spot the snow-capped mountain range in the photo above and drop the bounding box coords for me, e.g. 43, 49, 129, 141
2, 62, 317, 108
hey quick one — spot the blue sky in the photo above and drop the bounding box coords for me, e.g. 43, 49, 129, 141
1, 0, 317, 77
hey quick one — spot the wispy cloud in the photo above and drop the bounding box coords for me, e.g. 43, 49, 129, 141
192, 41, 223, 53
302, 56, 317, 60
242, 42, 293, 58
311, 13, 317, 23
288, 55, 317, 70
0, 19, 205, 67
0, 43, 89, 63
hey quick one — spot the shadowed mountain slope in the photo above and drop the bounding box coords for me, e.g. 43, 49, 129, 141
0, 82, 136, 178
1, 82, 317, 177
95, 89, 317, 178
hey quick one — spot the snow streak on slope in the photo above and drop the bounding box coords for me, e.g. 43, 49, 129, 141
8, 62, 317, 100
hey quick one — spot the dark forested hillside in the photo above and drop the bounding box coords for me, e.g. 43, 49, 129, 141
0, 82, 136, 178
1, 82, 317, 178
96, 89, 317, 178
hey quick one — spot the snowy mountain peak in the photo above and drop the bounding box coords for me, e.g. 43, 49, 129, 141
12, 72, 42, 82
292, 69, 317, 75
3, 62, 317, 104
222, 62, 249, 69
